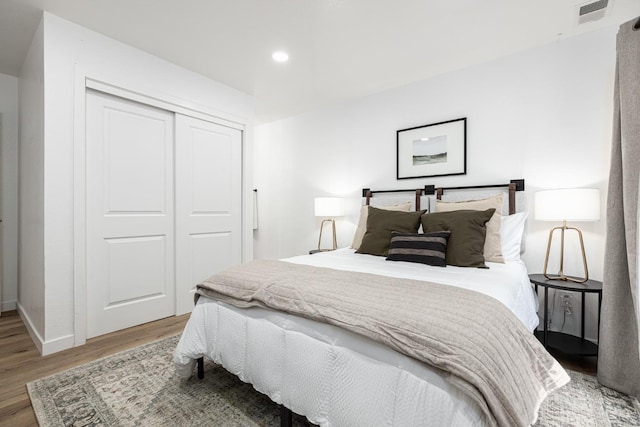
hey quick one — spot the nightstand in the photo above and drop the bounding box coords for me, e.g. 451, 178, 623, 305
529, 274, 602, 357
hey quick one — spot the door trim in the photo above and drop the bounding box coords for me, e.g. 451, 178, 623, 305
73, 65, 250, 347
86, 79, 246, 131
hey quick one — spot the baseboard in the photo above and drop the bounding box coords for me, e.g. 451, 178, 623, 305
17, 302, 44, 354
42, 333, 75, 355
1, 299, 17, 313
17, 302, 76, 355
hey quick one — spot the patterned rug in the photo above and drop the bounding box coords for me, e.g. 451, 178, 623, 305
28, 335, 640, 426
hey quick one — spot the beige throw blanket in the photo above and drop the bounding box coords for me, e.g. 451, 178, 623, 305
196, 259, 569, 427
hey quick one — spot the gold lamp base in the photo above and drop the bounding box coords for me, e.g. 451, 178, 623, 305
543, 221, 589, 283
317, 218, 337, 251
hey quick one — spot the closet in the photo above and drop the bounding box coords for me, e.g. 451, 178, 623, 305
85, 90, 242, 338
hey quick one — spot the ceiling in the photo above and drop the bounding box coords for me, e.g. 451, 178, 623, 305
1, 1, 639, 124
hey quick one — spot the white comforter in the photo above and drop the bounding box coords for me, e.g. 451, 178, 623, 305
174, 249, 540, 427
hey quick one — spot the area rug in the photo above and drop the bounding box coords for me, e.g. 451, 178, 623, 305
28, 335, 640, 426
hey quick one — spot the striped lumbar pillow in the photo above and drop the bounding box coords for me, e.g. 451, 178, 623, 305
386, 231, 451, 267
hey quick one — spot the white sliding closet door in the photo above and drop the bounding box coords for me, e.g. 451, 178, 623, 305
175, 115, 242, 314
86, 91, 175, 338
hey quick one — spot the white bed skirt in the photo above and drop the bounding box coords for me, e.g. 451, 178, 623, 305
174, 297, 489, 427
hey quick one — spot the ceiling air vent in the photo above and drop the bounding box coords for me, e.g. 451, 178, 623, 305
578, 0, 610, 24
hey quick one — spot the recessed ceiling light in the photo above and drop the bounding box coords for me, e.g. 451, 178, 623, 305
272, 51, 289, 62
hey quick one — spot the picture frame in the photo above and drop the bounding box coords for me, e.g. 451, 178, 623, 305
396, 117, 467, 180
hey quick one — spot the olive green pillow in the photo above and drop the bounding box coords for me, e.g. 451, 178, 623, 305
421, 209, 495, 268
435, 193, 504, 263
350, 202, 413, 249
356, 206, 425, 256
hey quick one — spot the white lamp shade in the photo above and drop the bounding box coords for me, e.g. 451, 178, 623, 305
314, 197, 344, 217
535, 188, 600, 222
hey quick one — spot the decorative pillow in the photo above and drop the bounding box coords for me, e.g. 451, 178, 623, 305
356, 206, 424, 257
350, 202, 412, 249
386, 231, 451, 267
421, 209, 495, 268
501, 212, 528, 262
435, 193, 504, 263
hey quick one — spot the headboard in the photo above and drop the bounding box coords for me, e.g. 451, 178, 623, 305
362, 179, 525, 215
361, 188, 424, 210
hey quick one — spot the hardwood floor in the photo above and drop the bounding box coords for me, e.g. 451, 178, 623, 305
0, 310, 189, 427
0, 310, 597, 426
547, 347, 598, 376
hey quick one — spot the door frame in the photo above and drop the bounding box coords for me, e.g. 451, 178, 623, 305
72, 66, 252, 346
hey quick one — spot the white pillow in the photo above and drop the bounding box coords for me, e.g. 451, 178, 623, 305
500, 212, 528, 262
350, 202, 412, 249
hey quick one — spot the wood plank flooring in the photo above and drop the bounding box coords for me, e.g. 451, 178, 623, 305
0, 310, 189, 426
0, 310, 597, 426
547, 347, 597, 376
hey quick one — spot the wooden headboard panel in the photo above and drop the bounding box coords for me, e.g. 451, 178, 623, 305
362, 179, 525, 214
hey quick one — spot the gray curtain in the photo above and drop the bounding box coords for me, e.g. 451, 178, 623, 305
598, 17, 640, 398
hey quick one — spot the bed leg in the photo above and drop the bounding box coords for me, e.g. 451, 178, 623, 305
280, 405, 293, 427
197, 357, 204, 380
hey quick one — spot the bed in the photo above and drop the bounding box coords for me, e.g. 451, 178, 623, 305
174, 180, 569, 427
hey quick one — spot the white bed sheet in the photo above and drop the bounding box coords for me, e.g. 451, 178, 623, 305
174, 250, 539, 426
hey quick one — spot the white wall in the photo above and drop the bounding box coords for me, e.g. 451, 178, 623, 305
0, 73, 19, 314
19, 13, 254, 354
254, 26, 617, 341
18, 19, 46, 347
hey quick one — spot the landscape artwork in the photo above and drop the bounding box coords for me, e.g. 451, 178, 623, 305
412, 135, 447, 165
396, 117, 466, 179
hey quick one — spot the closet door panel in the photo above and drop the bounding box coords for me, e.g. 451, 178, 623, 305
86, 91, 175, 338
104, 110, 167, 212
176, 115, 242, 314
190, 129, 233, 212
189, 232, 233, 287
105, 235, 168, 303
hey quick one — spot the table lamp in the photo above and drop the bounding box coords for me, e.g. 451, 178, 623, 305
535, 188, 600, 283
314, 197, 344, 251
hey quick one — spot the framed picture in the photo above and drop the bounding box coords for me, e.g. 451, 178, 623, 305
396, 117, 467, 180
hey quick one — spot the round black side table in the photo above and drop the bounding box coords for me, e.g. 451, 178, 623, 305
529, 274, 602, 357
